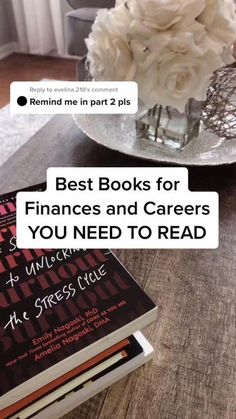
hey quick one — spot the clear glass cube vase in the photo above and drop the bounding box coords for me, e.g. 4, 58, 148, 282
136, 99, 203, 152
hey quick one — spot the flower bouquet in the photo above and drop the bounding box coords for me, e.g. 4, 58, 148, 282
86, 0, 236, 151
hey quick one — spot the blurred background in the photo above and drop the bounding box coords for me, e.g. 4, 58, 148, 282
0, 0, 76, 108
0, 0, 116, 108
0, 0, 114, 165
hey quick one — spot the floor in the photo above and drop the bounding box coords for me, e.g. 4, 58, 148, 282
0, 53, 76, 108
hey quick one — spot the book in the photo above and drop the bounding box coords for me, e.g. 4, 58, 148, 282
0, 184, 157, 411
16, 350, 128, 419
10, 332, 153, 419
1, 338, 131, 418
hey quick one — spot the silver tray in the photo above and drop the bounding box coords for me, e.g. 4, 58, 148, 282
73, 114, 236, 166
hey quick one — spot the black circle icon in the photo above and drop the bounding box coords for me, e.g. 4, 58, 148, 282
17, 96, 27, 106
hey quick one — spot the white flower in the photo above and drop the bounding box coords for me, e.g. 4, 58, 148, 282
198, 0, 236, 47
131, 29, 225, 111
86, 0, 236, 112
147, 31, 208, 58
128, 0, 206, 31
134, 48, 223, 111
86, 7, 136, 81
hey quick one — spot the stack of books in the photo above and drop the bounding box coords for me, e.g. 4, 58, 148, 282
0, 185, 157, 419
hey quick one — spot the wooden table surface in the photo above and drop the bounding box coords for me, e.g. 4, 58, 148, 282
0, 115, 235, 419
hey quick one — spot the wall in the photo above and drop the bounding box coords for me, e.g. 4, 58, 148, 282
0, 0, 17, 46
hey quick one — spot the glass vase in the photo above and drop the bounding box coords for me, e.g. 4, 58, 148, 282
136, 99, 203, 152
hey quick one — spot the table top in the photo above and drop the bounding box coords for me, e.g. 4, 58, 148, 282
0, 115, 235, 419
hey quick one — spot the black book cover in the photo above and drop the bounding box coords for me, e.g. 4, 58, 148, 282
0, 183, 156, 398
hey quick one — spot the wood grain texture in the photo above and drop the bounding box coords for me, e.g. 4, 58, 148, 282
0, 53, 76, 109
0, 115, 235, 419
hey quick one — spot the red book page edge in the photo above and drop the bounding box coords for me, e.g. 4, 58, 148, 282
1, 338, 130, 418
